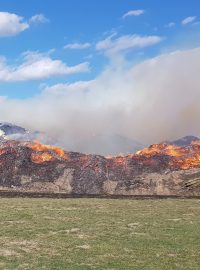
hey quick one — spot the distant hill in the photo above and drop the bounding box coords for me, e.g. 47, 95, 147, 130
165, 136, 200, 147
0, 122, 55, 145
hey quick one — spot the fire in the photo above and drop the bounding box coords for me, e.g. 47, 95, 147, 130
31, 153, 55, 164
135, 140, 200, 170
27, 141, 68, 164
136, 143, 188, 157
172, 156, 200, 170
24, 138, 200, 169
30, 141, 66, 157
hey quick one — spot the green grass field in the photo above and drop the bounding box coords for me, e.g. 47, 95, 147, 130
0, 198, 199, 270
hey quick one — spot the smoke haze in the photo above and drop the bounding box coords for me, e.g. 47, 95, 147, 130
0, 47, 200, 153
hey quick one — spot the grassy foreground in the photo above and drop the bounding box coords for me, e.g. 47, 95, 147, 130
0, 198, 199, 270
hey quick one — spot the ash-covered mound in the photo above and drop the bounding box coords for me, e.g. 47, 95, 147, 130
0, 137, 200, 196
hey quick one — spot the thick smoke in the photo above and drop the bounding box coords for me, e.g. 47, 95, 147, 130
0, 47, 200, 153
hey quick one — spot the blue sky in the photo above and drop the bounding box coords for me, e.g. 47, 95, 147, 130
0, 0, 200, 99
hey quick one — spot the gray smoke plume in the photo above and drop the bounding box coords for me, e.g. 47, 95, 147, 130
0, 47, 200, 154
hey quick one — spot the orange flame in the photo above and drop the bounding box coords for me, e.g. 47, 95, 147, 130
136, 143, 188, 157
135, 140, 200, 170
31, 152, 55, 164
27, 141, 68, 164
30, 141, 65, 156
26, 139, 200, 170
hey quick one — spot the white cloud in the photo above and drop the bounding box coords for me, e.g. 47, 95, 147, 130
165, 22, 176, 28
0, 51, 90, 82
122, 9, 145, 19
182, 16, 196, 25
96, 34, 163, 55
0, 11, 29, 37
43, 80, 95, 95
64, 42, 91, 49
0, 11, 49, 37
29, 14, 49, 24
